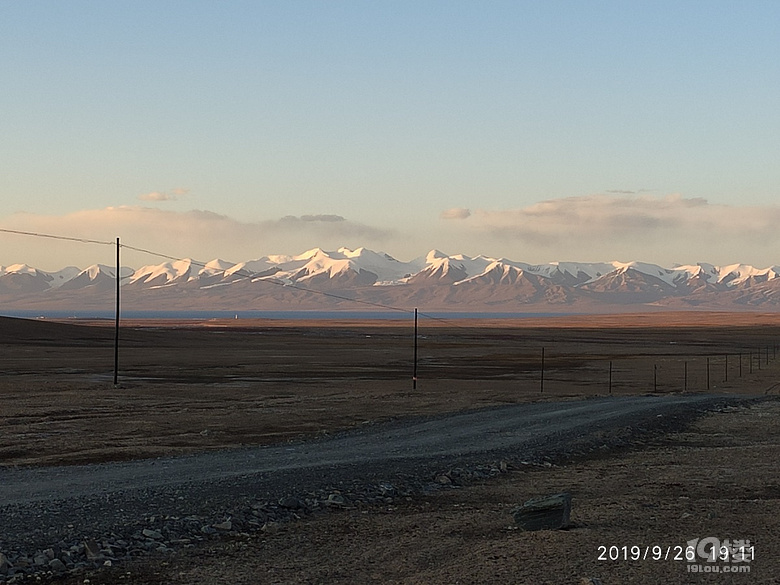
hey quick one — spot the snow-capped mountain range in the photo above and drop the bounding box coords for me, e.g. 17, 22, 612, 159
3, 247, 780, 312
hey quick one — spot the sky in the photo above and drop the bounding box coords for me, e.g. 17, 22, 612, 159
1, 1, 780, 271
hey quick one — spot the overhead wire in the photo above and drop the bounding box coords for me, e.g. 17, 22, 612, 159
120, 242, 415, 315
0, 228, 114, 247
0, 227, 477, 327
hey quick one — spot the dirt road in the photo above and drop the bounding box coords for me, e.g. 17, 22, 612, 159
0, 394, 744, 577
0, 395, 729, 507
1, 314, 778, 582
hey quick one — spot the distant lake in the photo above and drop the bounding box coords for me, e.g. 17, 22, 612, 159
1, 310, 575, 321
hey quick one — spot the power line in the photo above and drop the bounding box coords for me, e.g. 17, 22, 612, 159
123, 245, 479, 327
121, 244, 475, 327
0, 228, 114, 246
0, 226, 474, 326
121, 242, 414, 315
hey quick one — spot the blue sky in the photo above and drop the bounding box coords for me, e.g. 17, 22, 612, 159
2, 1, 779, 270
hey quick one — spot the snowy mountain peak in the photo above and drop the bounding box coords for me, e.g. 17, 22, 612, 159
294, 248, 327, 261
425, 249, 448, 262
83, 264, 115, 279
4, 263, 41, 275
128, 258, 196, 286
201, 259, 235, 276
4, 247, 780, 311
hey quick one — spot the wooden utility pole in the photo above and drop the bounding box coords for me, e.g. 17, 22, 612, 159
114, 237, 120, 387
412, 308, 418, 390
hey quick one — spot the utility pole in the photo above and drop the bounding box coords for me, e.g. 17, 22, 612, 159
114, 237, 120, 387
413, 308, 418, 390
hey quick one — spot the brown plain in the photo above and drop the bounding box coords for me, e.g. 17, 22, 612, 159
2, 312, 780, 583
2, 311, 779, 467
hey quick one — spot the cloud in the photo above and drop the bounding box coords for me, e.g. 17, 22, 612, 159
138, 188, 190, 202
0, 207, 393, 268
290, 214, 346, 223
462, 193, 775, 236
440, 207, 472, 220
440, 193, 780, 264
138, 191, 175, 202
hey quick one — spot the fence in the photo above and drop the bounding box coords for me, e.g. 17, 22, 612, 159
2, 229, 780, 398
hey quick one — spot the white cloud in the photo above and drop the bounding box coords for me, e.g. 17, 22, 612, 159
463, 194, 779, 238
138, 188, 190, 202
138, 191, 176, 202
0, 206, 393, 269
440, 207, 472, 220
439, 194, 780, 265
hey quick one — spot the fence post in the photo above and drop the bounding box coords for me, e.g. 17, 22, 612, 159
707, 357, 710, 390
654, 364, 657, 393
684, 360, 688, 392
725, 354, 728, 383
540, 347, 545, 393
609, 360, 613, 395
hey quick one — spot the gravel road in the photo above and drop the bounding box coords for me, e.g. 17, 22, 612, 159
0, 394, 745, 581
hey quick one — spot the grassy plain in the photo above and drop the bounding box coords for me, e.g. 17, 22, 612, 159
3, 312, 780, 583
1, 311, 779, 467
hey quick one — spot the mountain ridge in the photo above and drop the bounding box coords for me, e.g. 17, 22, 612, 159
2, 247, 780, 312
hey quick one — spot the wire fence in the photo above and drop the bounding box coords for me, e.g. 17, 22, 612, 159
2, 228, 780, 397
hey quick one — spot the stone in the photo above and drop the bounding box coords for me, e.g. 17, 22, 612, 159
511, 493, 572, 531
0, 552, 9, 574
213, 520, 233, 531
84, 540, 104, 561
142, 528, 164, 540
326, 493, 346, 507
278, 496, 302, 509
435, 474, 452, 485
49, 559, 67, 573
